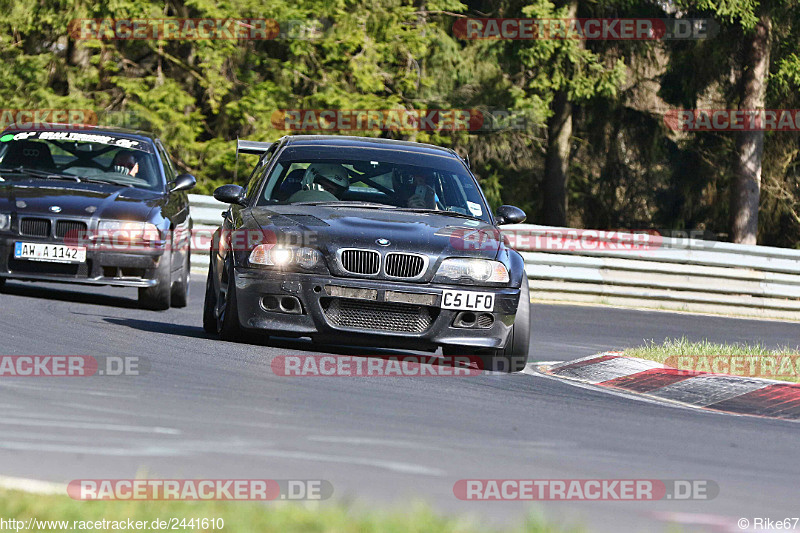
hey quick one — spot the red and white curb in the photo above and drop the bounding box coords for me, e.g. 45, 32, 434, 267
540, 352, 800, 421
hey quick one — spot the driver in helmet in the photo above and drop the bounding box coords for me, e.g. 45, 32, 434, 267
111, 151, 140, 177
287, 163, 349, 203
394, 168, 438, 209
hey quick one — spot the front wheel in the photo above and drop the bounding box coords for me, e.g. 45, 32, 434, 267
202, 258, 217, 334
217, 259, 244, 341
486, 275, 531, 372
171, 249, 190, 308
138, 253, 171, 311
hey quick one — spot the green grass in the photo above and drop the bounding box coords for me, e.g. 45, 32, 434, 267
623, 337, 800, 383
0, 489, 581, 533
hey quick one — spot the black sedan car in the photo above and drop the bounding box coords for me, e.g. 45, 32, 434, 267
203, 135, 530, 371
0, 126, 196, 310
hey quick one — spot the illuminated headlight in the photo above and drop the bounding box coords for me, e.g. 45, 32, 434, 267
434, 258, 509, 284
97, 220, 160, 241
249, 245, 321, 269
0, 214, 10, 231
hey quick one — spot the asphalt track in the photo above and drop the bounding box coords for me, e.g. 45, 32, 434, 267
0, 278, 798, 532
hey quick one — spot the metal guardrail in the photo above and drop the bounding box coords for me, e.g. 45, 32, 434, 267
189, 194, 800, 320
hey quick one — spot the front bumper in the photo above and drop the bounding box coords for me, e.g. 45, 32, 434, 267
234, 267, 521, 351
0, 236, 164, 288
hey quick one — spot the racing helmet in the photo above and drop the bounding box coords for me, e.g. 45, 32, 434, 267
301, 164, 349, 194
111, 151, 137, 175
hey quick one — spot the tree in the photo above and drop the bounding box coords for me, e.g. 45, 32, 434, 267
731, 14, 771, 244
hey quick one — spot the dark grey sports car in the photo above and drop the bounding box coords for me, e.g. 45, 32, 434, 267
203, 135, 530, 371
0, 126, 196, 310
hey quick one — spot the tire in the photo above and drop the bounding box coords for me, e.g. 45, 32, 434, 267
444, 276, 531, 372
0, 278, 5, 291
170, 249, 190, 308
487, 275, 531, 372
138, 252, 171, 311
217, 259, 244, 341
202, 259, 218, 334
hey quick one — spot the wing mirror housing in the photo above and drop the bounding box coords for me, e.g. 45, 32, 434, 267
495, 205, 527, 225
213, 184, 247, 206
169, 173, 197, 193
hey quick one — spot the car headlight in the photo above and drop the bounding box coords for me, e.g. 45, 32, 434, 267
434, 258, 510, 285
249, 244, 322, 269
0, 214, 10, 231
97, 220, 160, 242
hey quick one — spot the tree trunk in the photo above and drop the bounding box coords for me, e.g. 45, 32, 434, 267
543, 90, 572, 226
730, 15, 771, 244
542, 0, 578, 227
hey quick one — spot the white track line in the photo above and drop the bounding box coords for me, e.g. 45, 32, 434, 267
0, 475, 65, 495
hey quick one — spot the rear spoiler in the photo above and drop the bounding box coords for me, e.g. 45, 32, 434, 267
237, 139, 273, 155
234, 138, 274, 182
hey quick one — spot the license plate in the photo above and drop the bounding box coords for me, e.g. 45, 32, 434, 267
14, 242, 86, 263
441, 290, 494, 311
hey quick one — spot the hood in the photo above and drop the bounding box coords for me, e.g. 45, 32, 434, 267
0, 180, 164, 221
250, 205, 502, 259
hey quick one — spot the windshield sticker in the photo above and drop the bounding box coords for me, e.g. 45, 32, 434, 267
6, 131, 150, 151
467, 201, 483, 217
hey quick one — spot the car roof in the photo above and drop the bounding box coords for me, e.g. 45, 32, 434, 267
282, 135, 461, 159
0, 124, 158, 143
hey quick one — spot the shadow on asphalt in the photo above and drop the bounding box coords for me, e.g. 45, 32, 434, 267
103, 317, 209, 339
102, 316, 479, 371
0, 281, 140, 309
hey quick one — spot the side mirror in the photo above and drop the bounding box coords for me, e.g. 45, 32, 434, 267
169, 173, 196, 193
495, 205, 526, 225
214, 184, 247, 206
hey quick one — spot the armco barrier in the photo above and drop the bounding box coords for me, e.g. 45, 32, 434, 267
189, 194, 800, 320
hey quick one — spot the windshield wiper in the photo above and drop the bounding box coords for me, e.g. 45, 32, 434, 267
396, 208, 482, 221
75, 176, 134, 188
0, 167, 134, 187
292, 201, 396, 208
0, 166, 73, 179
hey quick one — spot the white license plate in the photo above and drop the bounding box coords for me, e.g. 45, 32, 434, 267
441, 290, 494, 311
14, 242, 86, 263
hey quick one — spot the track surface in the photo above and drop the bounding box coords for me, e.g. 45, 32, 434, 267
0, 279, 798, 532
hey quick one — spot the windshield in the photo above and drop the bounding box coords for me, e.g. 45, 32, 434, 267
256, 147, 491, 222
0, 130, 162, 191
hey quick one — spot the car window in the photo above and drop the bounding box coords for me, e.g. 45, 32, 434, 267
156, 141, 176, 184
255, 149, 491, 222
0, 131, 162, 191
156, 143, 175, 183
245, 145, 277, 203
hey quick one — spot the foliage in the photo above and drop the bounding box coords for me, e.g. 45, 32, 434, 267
0, 0, 798, 245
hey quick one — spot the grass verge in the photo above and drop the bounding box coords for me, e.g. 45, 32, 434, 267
0, 489, 580, 533
623, 337, 800, 383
